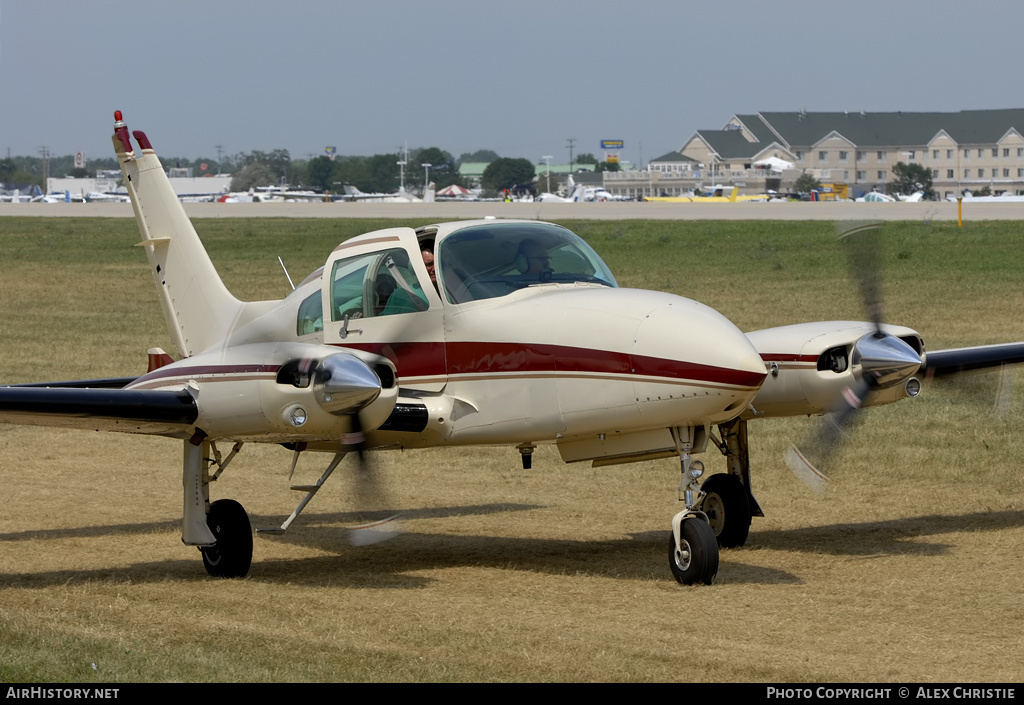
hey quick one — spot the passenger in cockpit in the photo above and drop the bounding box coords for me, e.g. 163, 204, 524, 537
420, 239, 439, 293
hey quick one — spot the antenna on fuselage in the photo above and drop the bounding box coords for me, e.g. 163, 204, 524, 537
278, 256, 295, 290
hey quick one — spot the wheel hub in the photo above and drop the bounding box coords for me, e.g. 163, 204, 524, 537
703, 495, 725, 534
674, 540, 692, 570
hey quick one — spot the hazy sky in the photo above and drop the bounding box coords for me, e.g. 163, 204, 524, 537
3, 0, 1022, 168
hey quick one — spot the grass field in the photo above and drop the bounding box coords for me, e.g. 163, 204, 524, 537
1, 216, 1023, 682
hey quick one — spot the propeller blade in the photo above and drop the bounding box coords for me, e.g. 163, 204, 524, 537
343, 411, 401, 546
785, 378, 872, 493
838, 220, 884, 334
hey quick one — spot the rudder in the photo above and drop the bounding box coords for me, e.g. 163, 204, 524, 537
113, 111, 245, 358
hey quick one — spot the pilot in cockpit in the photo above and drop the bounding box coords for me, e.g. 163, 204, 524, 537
514, 238, 553, 278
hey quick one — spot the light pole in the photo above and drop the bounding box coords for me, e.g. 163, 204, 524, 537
542, 155, 552, 193
397, 160, 406, 193
422, 163, 432, 194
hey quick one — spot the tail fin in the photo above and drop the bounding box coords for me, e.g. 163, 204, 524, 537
113, 111, 246, 358
729, 187, 738, 202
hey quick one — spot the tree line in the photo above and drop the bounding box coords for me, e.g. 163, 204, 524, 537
2, 148, 616, 195
793, 162, 939, 200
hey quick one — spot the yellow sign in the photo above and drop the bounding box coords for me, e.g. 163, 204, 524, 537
818, 183, 849, 200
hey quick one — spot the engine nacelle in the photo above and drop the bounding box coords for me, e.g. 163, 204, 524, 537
745, 322, 924, 418
128, 343, 397, 441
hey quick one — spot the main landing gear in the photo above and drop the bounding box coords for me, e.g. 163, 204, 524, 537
700, 473, 750, 548
200, 499, 253, 578
700, 418, 762, 549
181, 437, 353, 578
181, 437, 254, 578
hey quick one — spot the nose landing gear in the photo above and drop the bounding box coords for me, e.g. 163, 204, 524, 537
667, 426, 719, 585
669, 511, 719, 585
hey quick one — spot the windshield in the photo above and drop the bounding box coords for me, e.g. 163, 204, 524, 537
437, 222, 617, 304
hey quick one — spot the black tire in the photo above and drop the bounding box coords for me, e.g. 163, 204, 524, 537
668, 517, 719, 585
700, 473, 751, 548
200, 499, 253, 578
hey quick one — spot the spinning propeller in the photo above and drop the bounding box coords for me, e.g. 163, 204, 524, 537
315, 351, 402, 546
342, 409, 402, 546
271, 350, 401, 544
785, 222, 923, 492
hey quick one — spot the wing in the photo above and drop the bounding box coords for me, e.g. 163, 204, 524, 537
922, 342, 1024, 378
0, 382, 198, 438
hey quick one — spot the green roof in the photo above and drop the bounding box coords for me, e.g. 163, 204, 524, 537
694, 129, 763, 159
458, 162, 490, 178
749, 110, 1024, 148
732, 114, 781, 144
651, 151, 696, 163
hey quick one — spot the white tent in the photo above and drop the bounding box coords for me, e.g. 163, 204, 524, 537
753, 157, 794, 172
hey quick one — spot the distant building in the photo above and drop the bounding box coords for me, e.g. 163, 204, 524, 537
457, 162, 491, 186
604, 109, 1024, 200
46, 174, 233, 199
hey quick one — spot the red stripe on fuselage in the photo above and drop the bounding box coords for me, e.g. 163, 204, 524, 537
759, 354, 818, 363
133, 363, 282, 386
340, 341, 764, 388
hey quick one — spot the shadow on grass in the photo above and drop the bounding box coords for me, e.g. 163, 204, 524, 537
0, 528, 797, 589
747, 509, 1024, 556
2, 508, 1022, 589
0, 503, 541, 543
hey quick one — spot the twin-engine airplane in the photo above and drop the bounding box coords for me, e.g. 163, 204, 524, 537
2, 112, 1024, 585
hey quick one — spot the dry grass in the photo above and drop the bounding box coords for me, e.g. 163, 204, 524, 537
1, 217, 1023, 682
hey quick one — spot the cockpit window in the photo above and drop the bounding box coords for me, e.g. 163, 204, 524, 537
437, 222, 617, 304
296, 289, 323, 336
330, 248, 429, 321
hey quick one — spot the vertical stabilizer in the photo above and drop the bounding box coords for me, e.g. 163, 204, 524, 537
113, 111, 245, 358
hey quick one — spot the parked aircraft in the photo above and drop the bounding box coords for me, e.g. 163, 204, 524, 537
856, 191, 926, 203
536, 177, 626, 203
32, 190, 85, 203
84, 191, 131, 203
340, 183, 421, 203
1, 185, 43, 202
2, 112, 1023, 585
949, 190, 1024, 203
644, 186, 769, 203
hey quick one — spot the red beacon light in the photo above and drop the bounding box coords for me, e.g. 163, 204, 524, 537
112, 110, 133, 154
